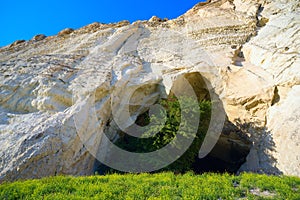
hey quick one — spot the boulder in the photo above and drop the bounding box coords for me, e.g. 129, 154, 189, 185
58, 28, 74, 36
9, 40, 25, 48
32, 34, 47, 41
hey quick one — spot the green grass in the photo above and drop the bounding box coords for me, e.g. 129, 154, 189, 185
0, 172, 299, 200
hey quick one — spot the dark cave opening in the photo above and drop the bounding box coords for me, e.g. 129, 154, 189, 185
193, 120, 252, 174
172, 72, 252, 174
95, 72, 251, 174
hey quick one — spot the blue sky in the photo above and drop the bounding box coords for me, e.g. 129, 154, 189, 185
0, 0, 203, 47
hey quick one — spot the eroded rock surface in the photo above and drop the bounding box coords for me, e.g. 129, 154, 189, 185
0, 0, 299, 181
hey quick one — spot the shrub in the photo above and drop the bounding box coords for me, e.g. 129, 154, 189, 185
112, 95, 211, 173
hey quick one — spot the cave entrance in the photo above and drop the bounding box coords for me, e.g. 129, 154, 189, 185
193, 120, 252, 173
170, 72, 252, 174
96, 72, 251, 174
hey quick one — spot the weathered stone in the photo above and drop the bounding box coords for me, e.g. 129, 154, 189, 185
149, 16, 162, 22
9, 40, 25, 48
115, 20, 130, 27
76, 22, 102, 34
58, 28, 74, 36
32, 34, 47, 41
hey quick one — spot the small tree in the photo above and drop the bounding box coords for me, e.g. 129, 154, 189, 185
111, 96, 212, 173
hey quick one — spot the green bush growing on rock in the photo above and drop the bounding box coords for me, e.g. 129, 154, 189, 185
112, 96, 211, 173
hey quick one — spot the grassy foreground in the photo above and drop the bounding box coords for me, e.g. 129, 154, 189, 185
0, 172, 299, 200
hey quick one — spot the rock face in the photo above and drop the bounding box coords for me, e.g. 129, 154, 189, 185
0, 0, 299, 181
